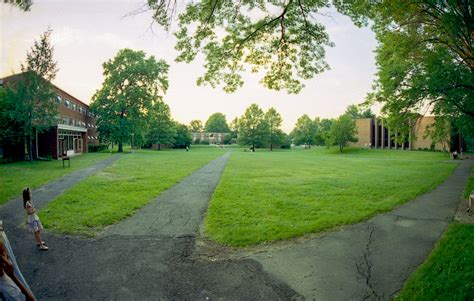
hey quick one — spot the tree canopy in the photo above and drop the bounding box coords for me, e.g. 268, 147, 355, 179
265, 107, 284, 151
189, 119, 203, 132
145, 0, 371, 94
3, 0, 31, 11
173, 122, 192, 148
1, 29, 58, 161
345, 104, 375, 119
147, 100, 176, 150
328, 114, 358, 152
91, 48, 169, 152
204, 112, 230, 132
291, 114, 318, 148
365, 0, 473, 135
237, 103, 268, 151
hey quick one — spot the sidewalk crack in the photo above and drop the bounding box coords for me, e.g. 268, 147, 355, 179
356, 224, 381, 300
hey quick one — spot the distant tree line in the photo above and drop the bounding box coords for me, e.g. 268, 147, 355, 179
189, 103, 366, 152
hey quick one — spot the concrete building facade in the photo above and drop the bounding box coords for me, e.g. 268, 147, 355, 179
0, 73, 98, 160
351, 116, 446, 151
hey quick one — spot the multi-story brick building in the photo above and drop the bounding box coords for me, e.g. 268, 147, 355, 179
191, 132, 229, 144
0, 73, 98, 160
350, 116, 449, 151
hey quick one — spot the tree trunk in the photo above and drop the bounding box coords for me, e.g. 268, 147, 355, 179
158, 144, 161, 151
340, 143, 343, 152
29, 132, 33, 162
270, 143, 273, 151
252, 142, 255, 152
118, 138, 123, 153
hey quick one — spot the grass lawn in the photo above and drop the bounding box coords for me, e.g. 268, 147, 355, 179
205, 147, 456, 246
395, 223, 474, 300
0, 153, 113, 205
40, 146, 225, 236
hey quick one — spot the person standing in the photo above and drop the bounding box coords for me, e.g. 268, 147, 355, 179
22, 188, 48, 250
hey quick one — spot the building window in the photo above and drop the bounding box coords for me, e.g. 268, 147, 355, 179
56, 95, 62, 104
64, 99, 70, 108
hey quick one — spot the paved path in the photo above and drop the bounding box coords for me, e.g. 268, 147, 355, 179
2, 154, 471, 300
0, 154, 122, 227
103, 152, 230, 236
251, 160, 472, 300
6, 152, 298, 300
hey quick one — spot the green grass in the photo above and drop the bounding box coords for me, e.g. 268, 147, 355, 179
0, 153, 113, 205
40, 146, 225, 236
205, 147, 456, 246
395, 223, 474, 300
463, 166, 474, 199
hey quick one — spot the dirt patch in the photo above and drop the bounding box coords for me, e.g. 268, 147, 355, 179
454, 198, 474, 223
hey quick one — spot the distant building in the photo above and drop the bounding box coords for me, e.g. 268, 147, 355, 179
191, 132, 229, 144
0, 73, 99, 160
351, 116, 447, 151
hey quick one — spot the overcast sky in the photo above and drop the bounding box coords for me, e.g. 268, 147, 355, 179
1, 0, 379, 132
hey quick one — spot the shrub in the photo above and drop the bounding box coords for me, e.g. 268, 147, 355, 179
88, 144, 108, 152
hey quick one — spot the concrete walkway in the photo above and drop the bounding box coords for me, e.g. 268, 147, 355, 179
103, 152, 230, 237
2, 154, 471, 300
6, 152, 298, 300
0, 154, 122, 227
251, 160, 472, 300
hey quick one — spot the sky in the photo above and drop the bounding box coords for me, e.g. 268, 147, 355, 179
1, 0, 379, 132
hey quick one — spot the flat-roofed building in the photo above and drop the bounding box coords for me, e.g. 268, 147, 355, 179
351, 116, 447, 151
191, 132, 229, 144
0, 73, 99, 160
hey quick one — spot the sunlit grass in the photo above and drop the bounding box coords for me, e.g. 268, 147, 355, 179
0, 152, 113, 205
205, 147, 456, 246
40, 146, 225, 236
395, 223, 474, 300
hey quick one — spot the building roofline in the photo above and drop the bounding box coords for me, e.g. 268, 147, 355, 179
0, 72, 90, 109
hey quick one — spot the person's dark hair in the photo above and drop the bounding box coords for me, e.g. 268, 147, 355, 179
22, 187, 31, 209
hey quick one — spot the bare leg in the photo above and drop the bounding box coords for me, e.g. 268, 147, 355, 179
34, 231, 42, 245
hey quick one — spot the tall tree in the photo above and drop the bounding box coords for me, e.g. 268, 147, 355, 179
345, 104, 375, 119
318, 118, 334, 146
173, 122, 192, 148
363, 1, 473, 135
147, 100, 176, 150
91, 49, 169, 152
265, 107, 284, 151
3, 29, 59, 162
204, 112, 230, 132
329, 114, 358, 152
291, 114, 318, 148
229, 116, 239, 140
189, 119, 203, 132
238, 104, 268, 151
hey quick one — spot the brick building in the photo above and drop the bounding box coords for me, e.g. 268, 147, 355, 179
0, 73, 98, 160
191, 132, 229, 144
350, 116, 448, 151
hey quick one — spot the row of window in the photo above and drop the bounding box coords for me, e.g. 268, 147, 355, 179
58, 115, 97, 129
56, 95, 96, 118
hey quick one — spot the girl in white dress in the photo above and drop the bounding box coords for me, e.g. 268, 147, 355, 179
23, 188, 48, 250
